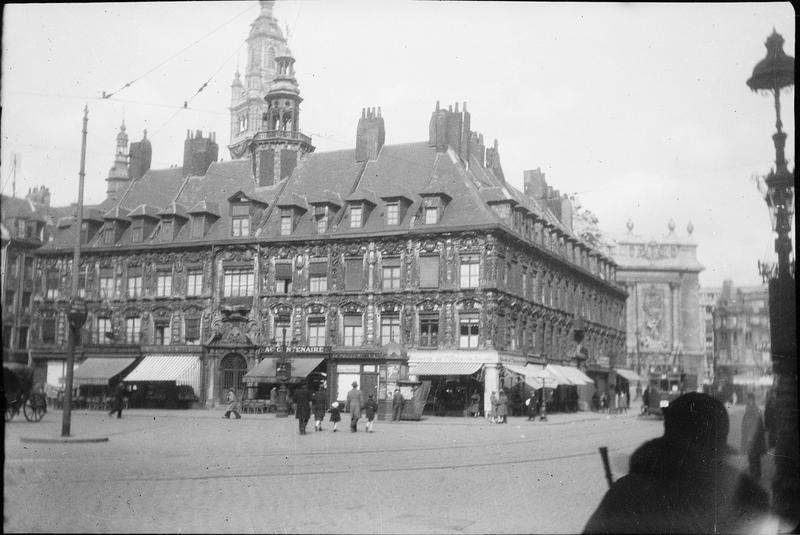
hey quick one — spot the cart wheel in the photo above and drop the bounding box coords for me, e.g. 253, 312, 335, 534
23, 393, 47, 422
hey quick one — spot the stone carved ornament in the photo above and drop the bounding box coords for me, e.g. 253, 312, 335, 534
641, 285, 667, 349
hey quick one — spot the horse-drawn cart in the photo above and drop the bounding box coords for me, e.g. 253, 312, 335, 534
3, 362, 47, 422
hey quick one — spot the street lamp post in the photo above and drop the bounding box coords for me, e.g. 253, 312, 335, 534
274, 327, 292, 418
61, 106, 89, 437
746, 29, 797, 525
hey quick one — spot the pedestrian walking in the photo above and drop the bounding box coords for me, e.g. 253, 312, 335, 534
641, 387, 650, 415
741, 392, 767, 480
364, 393, 378, 433
497, 391, 509, 424
584, 393, 769, 534
269, 386, 278, 412
313, 385, 328, 431
294, 382, 312, 435
613, 390, 620, 415
600, 392, 608, 414
108, 382, 127, 419
345, 381, 364, 432
392, 388, 404, 421
620, 390, 628, 414
469, 391, 481, 418
591, 390, 600, 412
329, 401, 341, 432
489, 391, 499, 423
526, 392, 537, 420
223, 388, 241, 419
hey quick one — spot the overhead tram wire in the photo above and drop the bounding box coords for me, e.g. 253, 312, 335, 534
100, 3, 254, 100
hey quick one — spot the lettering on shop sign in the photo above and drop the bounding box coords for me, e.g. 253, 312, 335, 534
261, 346, 331, 354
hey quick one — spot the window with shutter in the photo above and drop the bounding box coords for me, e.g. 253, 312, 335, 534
419, 256, 439, 288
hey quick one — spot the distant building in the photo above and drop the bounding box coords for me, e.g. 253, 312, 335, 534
608, 219, 705, 391
712, 280, 771, 375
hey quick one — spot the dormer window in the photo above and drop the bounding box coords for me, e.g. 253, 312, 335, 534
424, 206, 438, 225
103, 223, 116, 245
280, 214, 292, 236
231, 203, 250, 237
131, 219, 144, 243
191, 216, 204, 239
161, 220, 173, 242
312, 203, 338, 234
350, 205, 363, 228
317, 215, 329, 234
386, 202, 399, 226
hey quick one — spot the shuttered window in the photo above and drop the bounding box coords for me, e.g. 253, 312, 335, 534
345, 258, 362, 291
419, 256, 439, 288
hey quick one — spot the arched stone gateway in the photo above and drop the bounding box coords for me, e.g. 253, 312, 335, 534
219, 353, 248, 403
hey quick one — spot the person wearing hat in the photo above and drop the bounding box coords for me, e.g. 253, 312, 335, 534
223, 388, 241, 419
312, 384, 329, 432
293, 381, 312, 435
345, 381, 364, 432
329, 400, 341, 432
583, 392, 769, 534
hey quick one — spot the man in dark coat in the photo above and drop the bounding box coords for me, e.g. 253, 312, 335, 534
391, 388, 404, 421
312, 385, 328, 432
583, 392, 769, 534
345, 381, 364, 432
108, 382, 127, 419
741, 391, 767, 479
293, 382, 312, 435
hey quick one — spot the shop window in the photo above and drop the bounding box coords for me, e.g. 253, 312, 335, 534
42, 318, 56, 344
275, 262, 293, 294
419, 316, 439, 347
156, 270, 173, 297
459, 255, 479, 288
459, 315, 479, 348
343, 315, 363, 347
223, 267, 254, 297
187, 269, 203, 296
97, 317, 112, 345
184, 317, 201, 345
125, 317, 141, 344
419, 256, 439, 288
380, 314, 400, 345
307, 317, 325, 346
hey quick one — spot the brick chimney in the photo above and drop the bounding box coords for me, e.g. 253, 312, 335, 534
183, 130, 219, 177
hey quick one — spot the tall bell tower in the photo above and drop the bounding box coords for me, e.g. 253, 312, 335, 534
228, 0, 286, 157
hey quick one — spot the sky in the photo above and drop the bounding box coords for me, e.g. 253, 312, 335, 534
1, 1, 795, 289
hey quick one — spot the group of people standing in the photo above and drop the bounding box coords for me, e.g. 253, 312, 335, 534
591, 388, 628, 414
223, 381, 385, 435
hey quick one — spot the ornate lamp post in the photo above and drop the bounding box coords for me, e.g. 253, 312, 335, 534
61, 106, 89, 437
746, 28, 797, 524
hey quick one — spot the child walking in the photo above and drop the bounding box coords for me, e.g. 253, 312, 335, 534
364, 393, 378, 433
329, 401, 341, 432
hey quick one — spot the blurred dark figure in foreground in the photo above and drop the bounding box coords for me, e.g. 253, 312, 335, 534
741, 391, 768, 480
583, 392, 770, 534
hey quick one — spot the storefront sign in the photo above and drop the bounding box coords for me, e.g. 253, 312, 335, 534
261, 345, 330, 354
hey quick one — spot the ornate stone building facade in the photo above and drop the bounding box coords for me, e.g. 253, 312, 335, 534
28, 2, 625, 413
608, 219, 706, 390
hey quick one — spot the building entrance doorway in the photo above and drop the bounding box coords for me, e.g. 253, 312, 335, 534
220, 353, 247, 403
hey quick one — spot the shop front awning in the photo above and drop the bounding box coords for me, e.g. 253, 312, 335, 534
615, 368, 647, 383
409, 361, 483, 376
123, 355, 200, 386
502, 364, 530, 377
525, 364, 561, 389
544, 365, 577, 386
244, 357, 324, 383
73, 357, 137, 386
550, 365, 594, 385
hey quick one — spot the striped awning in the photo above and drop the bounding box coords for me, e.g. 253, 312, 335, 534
410, 361, 483, 376
615, 368, 646, 383
74, 357, 137, 385
123, 355, 200, 386
551, 365, 594, 385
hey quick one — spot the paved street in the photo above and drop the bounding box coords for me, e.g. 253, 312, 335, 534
4, 405, 765, 534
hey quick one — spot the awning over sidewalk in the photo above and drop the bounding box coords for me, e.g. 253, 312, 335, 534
123, 355, 200, 386
550, 365, 594, 385
409, 361, 483, 376
502, 364, 529, 377
526, 365, 561, 389
73, 357, 137, 386
244, 357, 324, 383
615, 368, 647, 383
